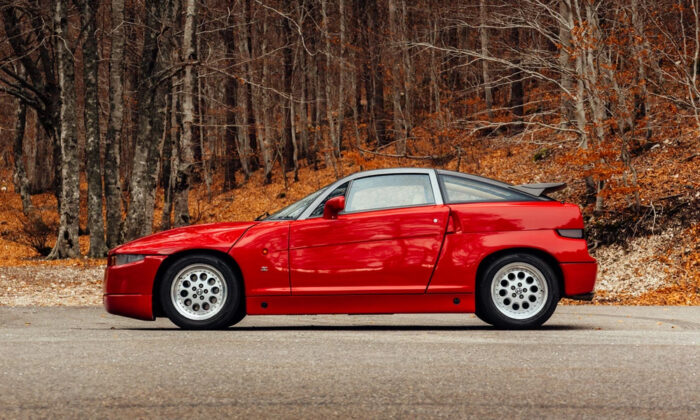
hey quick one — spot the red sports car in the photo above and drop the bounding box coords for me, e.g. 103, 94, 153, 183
104, 168, 596, 329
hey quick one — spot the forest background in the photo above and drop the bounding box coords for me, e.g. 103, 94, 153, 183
0, 0, 697, 305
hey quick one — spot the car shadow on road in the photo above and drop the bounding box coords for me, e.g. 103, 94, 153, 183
111, 324, 588, 331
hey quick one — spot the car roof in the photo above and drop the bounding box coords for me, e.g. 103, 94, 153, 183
337, 167, 514, 188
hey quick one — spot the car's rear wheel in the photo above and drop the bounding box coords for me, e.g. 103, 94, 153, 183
159, 254, 245, 329
476, 253, 559, 329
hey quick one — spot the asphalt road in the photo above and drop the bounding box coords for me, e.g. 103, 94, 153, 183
0, 306, 698, 419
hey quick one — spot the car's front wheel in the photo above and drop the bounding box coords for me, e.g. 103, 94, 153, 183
476, 253, 559, 329
159, 254, 245, 329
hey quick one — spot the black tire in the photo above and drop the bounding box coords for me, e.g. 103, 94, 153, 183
159, 254, 245, 330
475, 253, 559, 329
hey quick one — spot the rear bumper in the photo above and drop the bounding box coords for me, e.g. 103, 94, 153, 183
561, 262, 597, 297
104, 294, 154, 321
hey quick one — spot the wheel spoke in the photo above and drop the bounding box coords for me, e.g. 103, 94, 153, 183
491, 262, 548, 320
170, 264, 227, 321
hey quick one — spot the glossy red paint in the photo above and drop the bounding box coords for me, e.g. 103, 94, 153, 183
289, 205, 449, 294
103, 255, 167, 295
426, 202, 595, 294
112, 222, 256, 255
427, 229, 595, 293
246, 293, 475, 315
561, 262, 598, 296
103, 183, 597, 322
323, 196, 345, 219
104, 294, 154, 320
229, 221, 291, 296
103, 255, 167, 320
449, 201, 585, 233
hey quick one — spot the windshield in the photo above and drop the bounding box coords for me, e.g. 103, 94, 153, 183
265, 186, 328, 220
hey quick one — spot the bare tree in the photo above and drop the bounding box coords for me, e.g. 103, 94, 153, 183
48, 0, 80, 259
82, 0, 108, 257
479, 0, 494, 119
123, 0, 173, 241
105, 0, 126, 248
12, 67, 32, 215
173, 0, 198, 227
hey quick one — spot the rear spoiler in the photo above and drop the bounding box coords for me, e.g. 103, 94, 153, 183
512, 182, 566, 197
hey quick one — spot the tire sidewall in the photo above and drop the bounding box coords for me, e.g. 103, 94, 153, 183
477, 253, 559, 329
160, 254, 242, 329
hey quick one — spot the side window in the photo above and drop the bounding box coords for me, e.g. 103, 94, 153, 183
439, 175, 532, 203
309, 182, 349, 218
345, 174, 435, 213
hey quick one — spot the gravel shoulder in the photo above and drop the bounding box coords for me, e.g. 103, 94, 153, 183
0, 266, 103, 306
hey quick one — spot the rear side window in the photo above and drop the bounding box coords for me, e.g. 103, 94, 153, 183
345, 174, 435, 212
439, 175, 533, 203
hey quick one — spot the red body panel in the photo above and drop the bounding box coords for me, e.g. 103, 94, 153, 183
104, 294, 154, 320
103, 255, 167, 295
428, 230, 594, 293
289, 206, 449, 294
246, 293, 475, 315
427, 202, 594, 293
103, 196, 597, 321
229, 221, 291, 296
112, 222, 256, 255
561, 262, 598, 295
447, 202, 585, 233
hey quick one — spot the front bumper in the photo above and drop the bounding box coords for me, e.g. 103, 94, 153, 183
103, 255, 167, 321
104, 294, 154, 320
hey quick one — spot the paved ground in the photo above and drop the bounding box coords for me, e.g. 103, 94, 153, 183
0, 306, 698, 419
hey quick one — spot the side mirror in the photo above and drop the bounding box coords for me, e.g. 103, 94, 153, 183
323, 196, 345, 220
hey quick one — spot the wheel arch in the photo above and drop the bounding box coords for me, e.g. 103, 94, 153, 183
151, 249, 245, 318
475, 247, 564, 296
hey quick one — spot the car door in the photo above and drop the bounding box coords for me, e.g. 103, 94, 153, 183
289, 173, 449, 295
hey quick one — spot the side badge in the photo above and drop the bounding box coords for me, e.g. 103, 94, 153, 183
260, 266, 269, 272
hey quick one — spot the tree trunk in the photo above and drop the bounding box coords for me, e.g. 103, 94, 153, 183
196, 57, 212, 200
299, 51, 309, 162
123, 0, 171, 241
243, 0, 260, 172
27, 119, 55, 194
322, 0, 338, 168
256, 11, 273, 183
105, 0, 125, 248
12, 92, 33, 215
233, 4, 253, 180
509, 28, 524, 133
631, 0, 651, 139
82, 0, 107, 257
558, 0, 574, 128
480, 0, 494, 119
368, 0, 386, 145
173, 0, 197, 227
389, 0, 406, 154
281, 18, 295, 171
336, 0, 346, 156
161, 85, 178, 231
48, 0, 80, 259
223, 29, 240, 190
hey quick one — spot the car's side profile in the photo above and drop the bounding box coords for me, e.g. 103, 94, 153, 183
104, 168, 596, 329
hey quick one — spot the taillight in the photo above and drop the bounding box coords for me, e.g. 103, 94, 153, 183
557, 229, 584, 239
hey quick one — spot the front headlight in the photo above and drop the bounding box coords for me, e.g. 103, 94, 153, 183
108, 254, 146, 266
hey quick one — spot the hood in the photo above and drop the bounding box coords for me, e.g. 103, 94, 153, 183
110, 221, 258, 255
